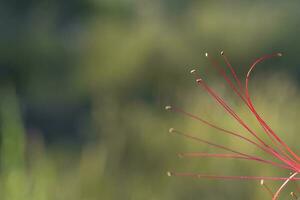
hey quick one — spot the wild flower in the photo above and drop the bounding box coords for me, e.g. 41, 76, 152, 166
166, 51, 300, 200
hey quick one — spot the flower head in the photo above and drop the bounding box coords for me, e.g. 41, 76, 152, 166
166, 51, 299, 200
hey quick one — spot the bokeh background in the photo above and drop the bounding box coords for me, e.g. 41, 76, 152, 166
1, 0, 300, 199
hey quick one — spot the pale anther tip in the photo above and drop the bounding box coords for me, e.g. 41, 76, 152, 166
290, 191, 298, 199
277, 52, 283, 57
168, 128, 175, 133
167, 171, 172, 177
220, 50, 224, 55
196, 78, 203, 83
190, 69, 196, 74
205, 52, 208, 57
165, 105, 172, 110
260, 179, 264, 185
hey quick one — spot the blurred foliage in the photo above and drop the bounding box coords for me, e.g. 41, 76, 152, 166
1, 0, 300, 199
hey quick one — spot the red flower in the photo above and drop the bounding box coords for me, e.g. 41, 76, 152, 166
166, 52, 300, 200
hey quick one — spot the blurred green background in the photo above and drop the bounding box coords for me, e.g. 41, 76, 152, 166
1, 0, 300, 199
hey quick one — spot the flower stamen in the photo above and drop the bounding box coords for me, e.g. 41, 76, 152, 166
260, 179, 274, 197
290, 192, 298, 200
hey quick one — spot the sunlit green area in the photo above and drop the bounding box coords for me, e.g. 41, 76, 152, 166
1, 1, 300, 199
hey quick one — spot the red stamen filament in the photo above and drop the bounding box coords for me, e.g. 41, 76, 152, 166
170, 129, 293, 170
167, 171, 300, 181
178, 152, 291, 169
205, 53, 246, 103
245, 53, 300, 164
215, 52, 298, 166
195, 74, 298, 170
221, 51, 244, 94
219, 53, 293, 163
167, 105, 293, 168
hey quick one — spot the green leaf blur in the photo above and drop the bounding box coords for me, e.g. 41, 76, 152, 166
1, 1, 300, 199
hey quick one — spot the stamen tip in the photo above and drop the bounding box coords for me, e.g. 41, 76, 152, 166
205, 52, 208, 57
277, 52, 283, 57
167, 171, 173, 177
260, 179, 264, 185
190, 69, 196, 74
196, 78, 203, 83
290, 191, 297, 199
168, 128, 175, 133
220, 50, 224, 55
165, 105, 172, 110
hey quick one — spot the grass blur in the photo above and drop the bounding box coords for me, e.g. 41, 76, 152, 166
1, 0, 300, 199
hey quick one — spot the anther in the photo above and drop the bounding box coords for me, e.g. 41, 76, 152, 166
291, 192, 298, 200
196, 78, 203, 84
260, 179, 264, 185
277, 52, 283, 57
220, 51, 224, 56
190, 69, 196, 74
205, 52, 209, 57
165, 105, 172, 110
169, 128, 175, 133
167, 171, 173, 177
